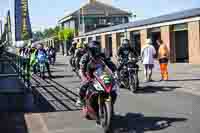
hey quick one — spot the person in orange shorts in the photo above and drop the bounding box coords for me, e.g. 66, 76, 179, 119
157, 39, 169, 81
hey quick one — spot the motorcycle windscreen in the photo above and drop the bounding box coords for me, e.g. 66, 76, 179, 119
93, 66, 113, 93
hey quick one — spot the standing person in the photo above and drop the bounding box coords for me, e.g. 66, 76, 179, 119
141, 39, 156, 82
157, 39, 169, 81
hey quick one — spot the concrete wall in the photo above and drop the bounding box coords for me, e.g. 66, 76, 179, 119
112, 33, 118, 57
101, 34, 106, 53
161, 25, 176, 62
188, 21, 200, 64
140, 29, 148, 49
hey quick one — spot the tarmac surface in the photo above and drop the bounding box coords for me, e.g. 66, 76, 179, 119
0, 54, 200, 133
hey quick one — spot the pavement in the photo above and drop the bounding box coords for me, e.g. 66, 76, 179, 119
0, 53, 200, 133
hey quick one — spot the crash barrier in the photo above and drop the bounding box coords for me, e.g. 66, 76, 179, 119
5, 52, 31, 88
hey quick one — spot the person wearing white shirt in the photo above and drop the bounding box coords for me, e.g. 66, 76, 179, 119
141, 38, 156, 82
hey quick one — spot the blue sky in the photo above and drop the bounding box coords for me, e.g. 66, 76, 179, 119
0, 0, 200, 32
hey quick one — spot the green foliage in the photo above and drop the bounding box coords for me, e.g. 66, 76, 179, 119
32, 26, 61, 41
33, 31, 44, 41
32, 26, 74, 42
22, 31, 30, 40
58, 28, 74, 41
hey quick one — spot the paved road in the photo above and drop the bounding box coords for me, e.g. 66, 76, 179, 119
5, 54, 200, 133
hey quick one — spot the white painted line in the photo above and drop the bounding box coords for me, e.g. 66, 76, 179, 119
25, 113, 49, 133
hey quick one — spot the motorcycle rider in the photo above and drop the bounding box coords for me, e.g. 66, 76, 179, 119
36, 44, 52, 77
117, 39, 138, 81
47, 45, 56, 65
74, 42, 87, 70
76, 40, 117, 106
29, 45, 38, 74
69, 40, 77, 55
69, 41, 77, 70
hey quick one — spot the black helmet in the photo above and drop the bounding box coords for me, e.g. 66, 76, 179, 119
122, 39, 129, 48
88, 41, 101, 57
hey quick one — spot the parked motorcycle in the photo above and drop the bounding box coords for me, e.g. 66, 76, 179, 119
83, 64, 118, 133
119, 55, 139, 93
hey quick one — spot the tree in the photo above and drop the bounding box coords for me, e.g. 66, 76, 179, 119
32, 26, 62, 41
63, 28, 74, 41
32, 31, 44, 41
57, 28, 74, 55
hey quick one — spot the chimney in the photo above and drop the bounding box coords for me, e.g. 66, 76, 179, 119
88, 0, 96, 4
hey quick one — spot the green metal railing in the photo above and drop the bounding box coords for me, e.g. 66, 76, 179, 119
6, 52, 31, 88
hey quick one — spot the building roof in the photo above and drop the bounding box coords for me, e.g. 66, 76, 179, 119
79, 8, 200, 37
58, 1, 131, 23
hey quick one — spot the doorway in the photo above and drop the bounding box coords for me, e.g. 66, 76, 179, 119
172, 24, 189, 63
174, 31, 189, 62
131, 31, 141, 57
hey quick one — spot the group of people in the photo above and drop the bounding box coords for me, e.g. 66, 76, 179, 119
141, 38, 169, 82
69, 40, 117, 107
69, 39, 141, 106
19, 44, 56, 77
69, 37, 169, 107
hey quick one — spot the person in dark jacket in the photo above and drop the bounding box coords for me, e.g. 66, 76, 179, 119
117, 39, 138, 80
76, 41, 117, 106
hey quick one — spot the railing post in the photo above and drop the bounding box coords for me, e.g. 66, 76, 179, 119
26, 58, 31, 88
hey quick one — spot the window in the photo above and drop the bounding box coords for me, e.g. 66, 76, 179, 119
99, 18, 106, 24
172, 23, 188, 31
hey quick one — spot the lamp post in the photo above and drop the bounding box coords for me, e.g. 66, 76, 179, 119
0, 19, 2, 39
81, 7, 85, 34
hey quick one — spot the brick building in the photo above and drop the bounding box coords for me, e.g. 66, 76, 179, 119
75, 8, 200, 64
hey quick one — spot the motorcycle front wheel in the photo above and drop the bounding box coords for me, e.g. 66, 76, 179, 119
99, 101, 112, 133
129, 74, 138, 93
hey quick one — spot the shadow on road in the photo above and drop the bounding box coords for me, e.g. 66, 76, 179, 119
31, 76, 81, 113
51, 69, 66, 73
167, 78, 200, 82
110, 113, 187, 133
51, 74, 74, 79
0, 113, 29, 133
53, 63, 68, 67
48, 78, 79, 97
136, 85, 180, 94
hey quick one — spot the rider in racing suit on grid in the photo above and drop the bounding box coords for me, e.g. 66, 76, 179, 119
69, 41, 77, 70
74, 42, 87, 70
117, 39, 138, 81
36, 44, 52, 77
76, 41, 117, 107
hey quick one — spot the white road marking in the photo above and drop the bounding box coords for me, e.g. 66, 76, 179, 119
25, 113, 49, 133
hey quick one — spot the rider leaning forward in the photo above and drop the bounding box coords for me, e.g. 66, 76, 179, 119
76, 41, 117, 106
